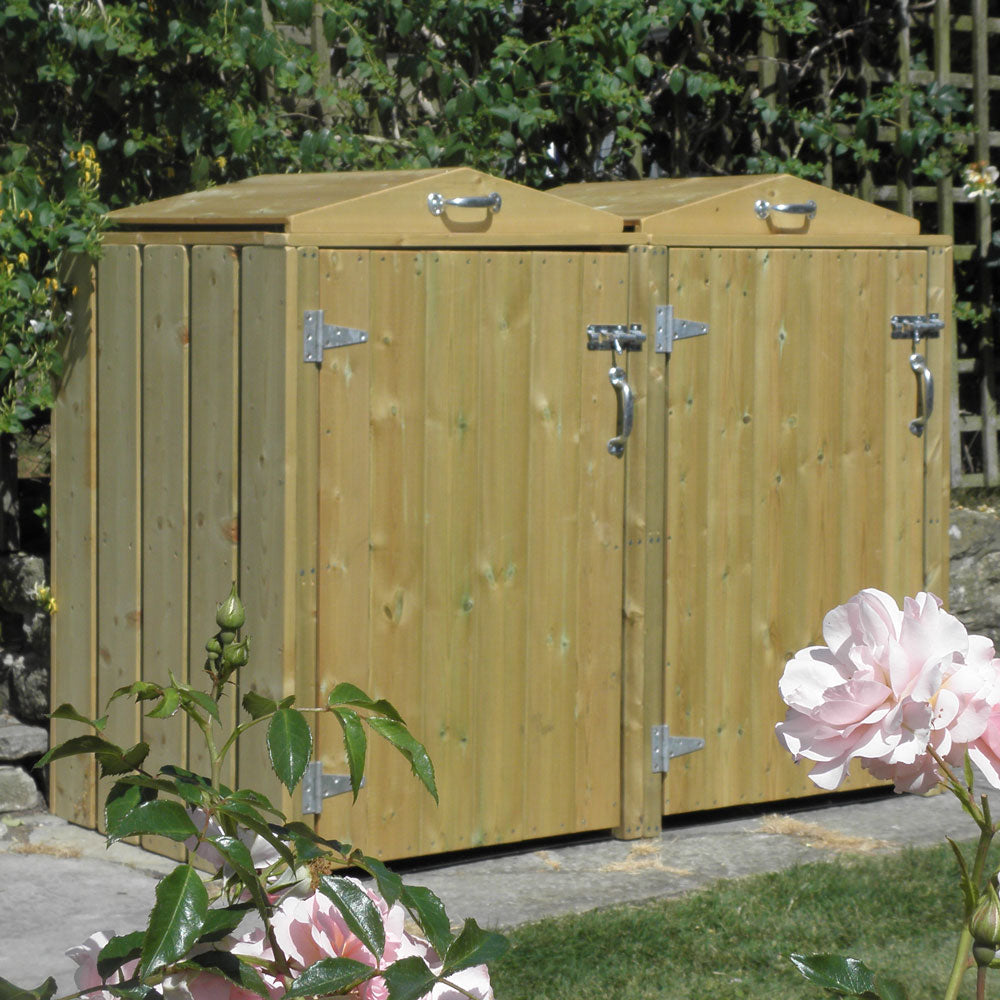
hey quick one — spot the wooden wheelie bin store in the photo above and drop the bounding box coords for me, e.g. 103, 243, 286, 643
50, 169, 951, 860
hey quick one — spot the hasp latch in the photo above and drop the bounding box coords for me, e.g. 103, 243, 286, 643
890, 313, 944, 342
651, 725, 705, 774
303, 310, 369, 364
586, 323, 646, 352
301, 761, 365, 814
655, 304, 709, 354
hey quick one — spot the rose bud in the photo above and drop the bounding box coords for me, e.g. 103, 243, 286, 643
216, 583, 246, 631
971, 883, 1000, 966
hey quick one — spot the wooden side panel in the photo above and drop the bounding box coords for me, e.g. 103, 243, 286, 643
663, 249, 929, 814
188, 246, 241, 785
924, 245, 952, 599
140, 246, 189, 856
315, 251, 373, 848
238, 247, 298, 809
50, 255, 99, 826
95, 246, 143, 830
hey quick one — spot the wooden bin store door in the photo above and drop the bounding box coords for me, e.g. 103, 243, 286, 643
311, 249, 629, 860
660, 247, 941, 816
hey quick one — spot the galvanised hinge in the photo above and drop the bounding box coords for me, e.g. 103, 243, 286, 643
651, 725, 705, 774
303, 310, 368, 364
655, 305, 709, 354
301, 761, 365, 814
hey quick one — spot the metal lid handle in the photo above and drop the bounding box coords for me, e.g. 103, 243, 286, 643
754, 198, 817, 221
428, 192, 502, 216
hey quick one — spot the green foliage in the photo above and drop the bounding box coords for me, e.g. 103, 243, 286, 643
19, 585, 504, 1000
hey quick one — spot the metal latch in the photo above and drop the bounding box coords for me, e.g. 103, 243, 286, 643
655, 305, 709, 354
890, 313, 944, 343
651, 725, 705, 774
303, 310, 369, 364
301, 761, 365, 814
586, 324, 646, 352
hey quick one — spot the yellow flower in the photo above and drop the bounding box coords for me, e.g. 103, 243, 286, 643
16, 252, 28, 267
215, 156, 227, 170
18, 209, 32, 223
44, 277, 59, 291
4, 262, 13, 277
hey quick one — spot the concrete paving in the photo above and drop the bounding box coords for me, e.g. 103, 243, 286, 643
0, 787, 982, 994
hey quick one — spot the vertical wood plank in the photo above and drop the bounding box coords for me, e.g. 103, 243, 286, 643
366, 251, 427, 859
475, 252, 531, 847
188, 246, 240, 786
95, 246, 143, 830
50, 254, 98, 826
238, 246, 297, 809
140, 246, 189, 858
315, 250, 372, 849
523, 253, 584, 838
419, 252, 480, 853
576, 251, 628, 836
924, 245, 952, 598
293, 248, 320, 822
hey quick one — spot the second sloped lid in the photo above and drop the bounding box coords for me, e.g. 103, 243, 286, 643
552, 174, 920, 238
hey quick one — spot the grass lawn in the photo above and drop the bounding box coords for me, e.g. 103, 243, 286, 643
490, 839, 1000, 1000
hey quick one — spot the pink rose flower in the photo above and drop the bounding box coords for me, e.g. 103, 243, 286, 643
775, 589, 1000, 793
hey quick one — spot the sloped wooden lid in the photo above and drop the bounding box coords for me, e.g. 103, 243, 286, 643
552, 174, 920, 237
109, 167, 623, 241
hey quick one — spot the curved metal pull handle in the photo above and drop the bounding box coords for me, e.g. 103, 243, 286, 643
427, 192, 502, 216
908, 352, 934, 437
754, 199, 817, 221
607, 365, 634, 458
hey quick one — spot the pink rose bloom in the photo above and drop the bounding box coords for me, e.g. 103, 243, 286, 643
160, 928, 283, 1000
775, 589, 1000, 793
185, 808, 281, 872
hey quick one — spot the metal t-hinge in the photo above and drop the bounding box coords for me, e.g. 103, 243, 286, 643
301, 761, 365, 814
651, 725, 705, 774
655, 305, 709, 354
890, 313, 944, 343
303, 310, 369, 364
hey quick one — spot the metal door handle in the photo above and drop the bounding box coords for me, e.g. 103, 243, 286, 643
909, 352, 934, 437
753, 199, 817, 221
607, 365, 633, 458
427, 192, 502, 216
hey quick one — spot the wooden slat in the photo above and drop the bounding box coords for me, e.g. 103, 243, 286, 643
314, 250, 373, 849
50, 255, 98, 826
95, 246, 143, 830
925, 245, 953, 599
576, 251, 628, 836
419, 252, 480, 853
188, 246, 240, 786
522, 253, 584, 839
474, 252, 531, 847
293, 248, 320, 822
366, 251, 428, 859
140, 246, 190, 858
237, 247, 297, 809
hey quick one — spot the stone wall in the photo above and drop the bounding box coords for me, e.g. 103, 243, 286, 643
2, 509, 1000, 812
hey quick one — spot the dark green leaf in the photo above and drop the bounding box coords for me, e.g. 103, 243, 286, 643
381, 956, 436, 1000
182, 951, 269, 998
332, 707, 367, 800
318, 876, 385, 959
360, 855, 403, 905
0, 977, 57, 1000
179, 687, 220, 723
366, 718, 437, 803
49, 702, 101, 729
284, 958, 374, 999
37, 734, 123, 768
442, 919, 508, 975
789, 953, 879, 995
400, 885, 452, 959
108, 798, 199, 844
215, 802, 295, 869
139, 865, 208, 977
97, 932, 144, 979
283, 821, 349, 861
947, 837, 977, 916
242, 690, 277, 720
197, 903, 256, 945
147, 686, 181, 719
108, 682, 163, 704
873, 975, 909, 1000
267, 708, 313, 791
97, 741, 150, 777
